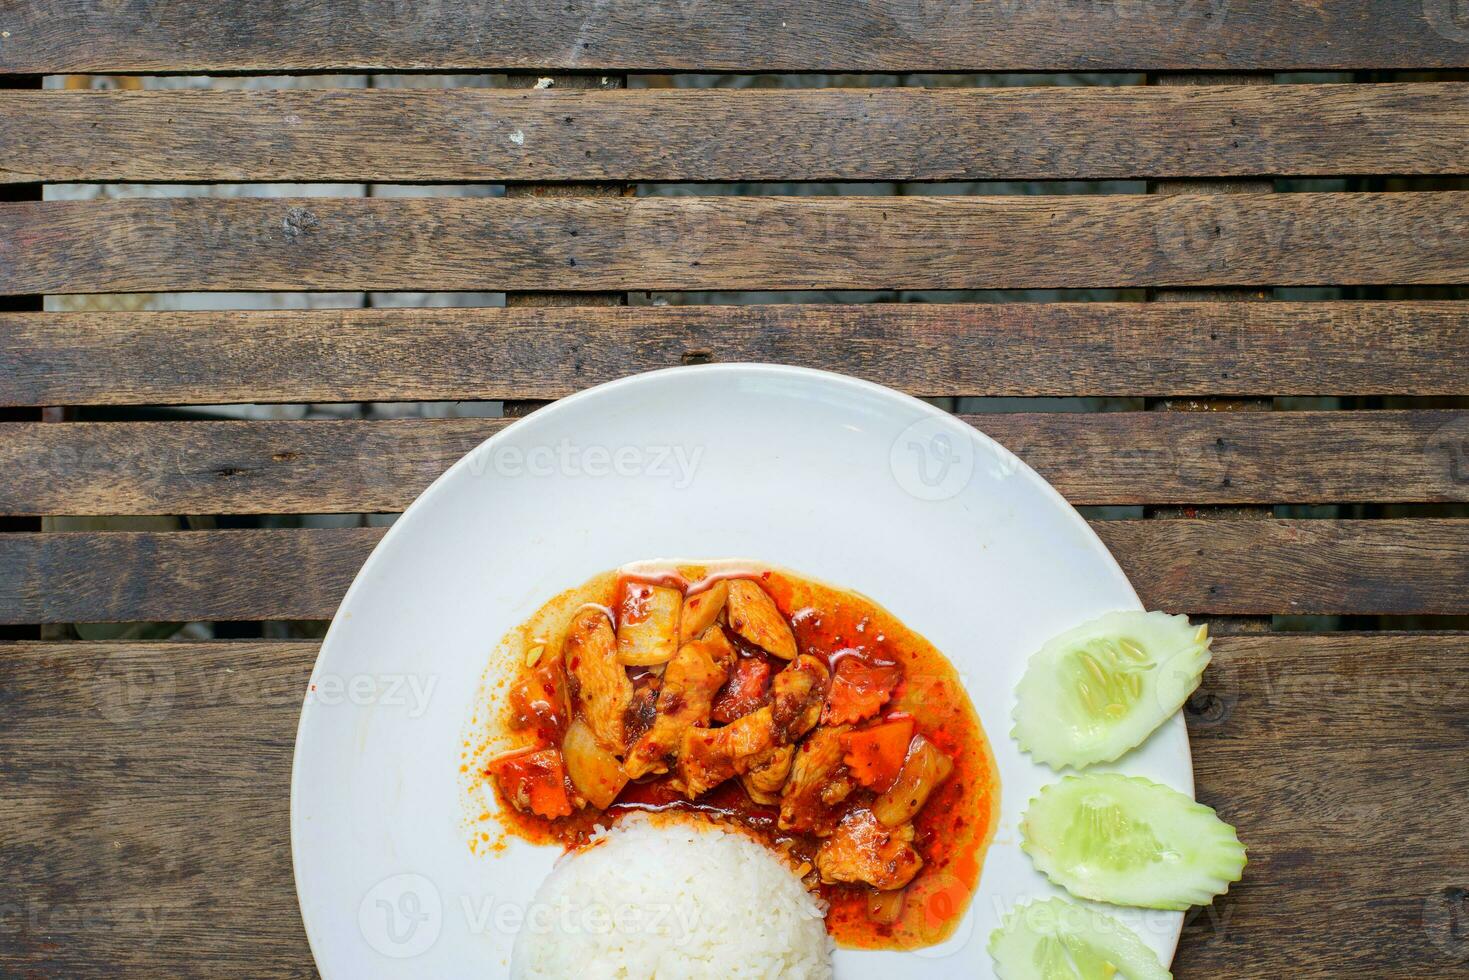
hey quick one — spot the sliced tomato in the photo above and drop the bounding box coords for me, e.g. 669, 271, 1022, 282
711, 656, 774, 723
841, 717, 916, 792
824, 655, 902, 725
487, 746, 574, 819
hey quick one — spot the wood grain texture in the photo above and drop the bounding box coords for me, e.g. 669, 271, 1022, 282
0, 71, 42, 644
501, 70, 628, 412
3, 411, 1466, 516
2, 633, 1464, 976
4, 192, 1469, 294
6, 83, 1469, 183
1, 0, 1466, 73
1, 520, 1464, 623
0, 529, 379, 624
5, 301, 1466, 405
1093, 520, 1469, 618
1145, 68, 1274, 636
1180, 632, 1469, 977
0, 641, 316, 978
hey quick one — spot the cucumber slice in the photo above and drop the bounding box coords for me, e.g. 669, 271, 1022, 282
1013, 611, 1211, 770
1021, 773, 1246, 911
988, 898, 1171, 980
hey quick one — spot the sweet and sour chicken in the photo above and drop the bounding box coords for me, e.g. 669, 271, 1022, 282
489, 570, 966, 929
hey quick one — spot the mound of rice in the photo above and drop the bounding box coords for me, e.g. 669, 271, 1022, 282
510, 815, 833, 979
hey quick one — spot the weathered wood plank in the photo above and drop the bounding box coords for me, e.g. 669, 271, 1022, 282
3, 411, 1465, 516
1145, 68, 1274, 636
501, 70, 628, 414
4, 302, 1466, 405
1, 521, 1464, 623
1093, 520, 1469, 618
0, 70, 42, 644
2, 633, 1464, 976
7, 83, 1469, 183
1180, 632, 1469, 977
4, 192, 1468, 294
0, 529, 378, 623
0, 641, 316, 978
1, 0, 1466, 73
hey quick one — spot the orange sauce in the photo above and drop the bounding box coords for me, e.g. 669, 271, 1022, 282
466, 562, 1000, 950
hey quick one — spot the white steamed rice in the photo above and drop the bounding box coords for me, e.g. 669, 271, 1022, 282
509, 815, 833, 979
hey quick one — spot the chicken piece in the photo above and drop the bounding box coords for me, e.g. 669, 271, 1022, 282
563, 607, 634, 753
823, 655, 902, 725
674, 704, 778, 798
675, 725, 737, 798
561, 716, 629, 809
488, 747, 576, 819
703, 654, 826, 785
815, 809, 923, 891
779, 725, 855, 836
623, 627, 734, 779
740, 744, 795, 805
724, 706, 778, 774
678, 581, 728, 645
622, 675, 660, 747
726, 579, 798, 660
770, 654, 830, 742
615, 581, 682, 666
873, 734, 954, 827
711, 655, 773, 723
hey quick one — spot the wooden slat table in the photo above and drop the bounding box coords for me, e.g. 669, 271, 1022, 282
2, 3, 1467, 977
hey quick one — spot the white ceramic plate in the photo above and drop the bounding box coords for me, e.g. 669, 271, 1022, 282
292, 364, 1191, 978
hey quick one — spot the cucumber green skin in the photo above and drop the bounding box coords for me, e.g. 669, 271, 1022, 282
1012, 610, 1211, 772
1021, 773, 1247, 911
988, 898, 1172, 980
